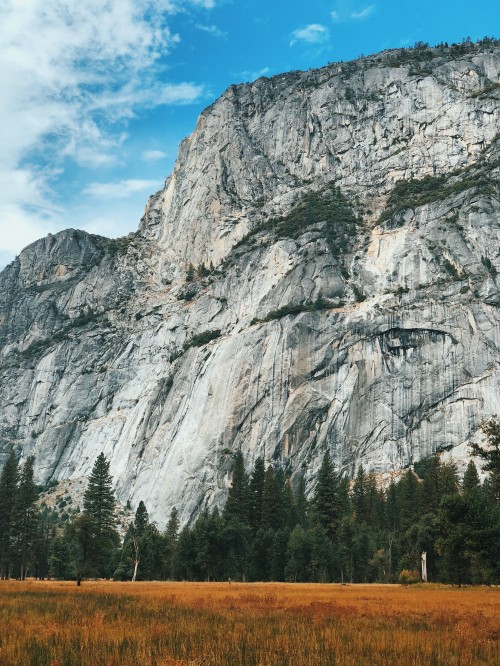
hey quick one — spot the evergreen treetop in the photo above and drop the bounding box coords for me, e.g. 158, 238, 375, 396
83, 452, 116, 534
224, 450, 250, 524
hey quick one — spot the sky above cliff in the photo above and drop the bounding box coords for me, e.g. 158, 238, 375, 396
0, 0, 498, 268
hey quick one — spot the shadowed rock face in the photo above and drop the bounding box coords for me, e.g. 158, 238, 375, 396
1, 43, 499, 525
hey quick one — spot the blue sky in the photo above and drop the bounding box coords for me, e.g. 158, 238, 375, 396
1, 0, 499, 267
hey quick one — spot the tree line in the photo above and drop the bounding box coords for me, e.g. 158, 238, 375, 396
0, 419, 499, 585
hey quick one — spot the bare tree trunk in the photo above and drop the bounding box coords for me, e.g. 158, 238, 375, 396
421, 551, 428, 582
132, 558, 139, 582
132, 534, 139, 582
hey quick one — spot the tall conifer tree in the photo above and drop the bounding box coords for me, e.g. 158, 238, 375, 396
0, 451, 18, 578
249, 457, 265, 530
262, 466, 284, 530
82, 453, 118, 577
313, 452, 337, 538
462, 460, 480, 494
224, 450, 249, 524
11, 456, 38, 580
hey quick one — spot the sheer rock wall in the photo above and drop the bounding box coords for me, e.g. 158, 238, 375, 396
1, 44, 499, 525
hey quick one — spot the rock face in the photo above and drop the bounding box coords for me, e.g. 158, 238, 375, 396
1, 42, 499, 526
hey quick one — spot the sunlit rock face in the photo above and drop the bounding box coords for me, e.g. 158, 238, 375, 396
1, 43, 499, 525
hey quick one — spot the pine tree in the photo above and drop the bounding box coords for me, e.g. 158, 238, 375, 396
285, 525, 311, 582
417, 455, 442, 514
261, 466, 285, 530
224, 450, 250, 524
439, 460, 459, 497
0, 451, 18, 578
11, 456, 38, 580
268, 528, 289, 581
166, 507, 179, 541
70, 513, 94, 585
49, 532, 76, 580
129, 501, 149, 581
34, 508, 57, 580
140, 523, 164, 580
462, 460, 480, 494
313, 452, 337, 538
365, 472, 383, 529
113, 524, 135, 581
164, 507, 180, 580
83, 453, 116, 534
193, 508, 223, 581
437, 494, 472, 586
173, 526, 196, 580
249, 457, 265, 530
134, 501, 149, 535
224, 517, 252, 581
352, 464, 368, 523
294, 475, 309, 527
338, 515, 356, 583
82, 453, 119, 578
472, 417, 500, 504
398, 469, 422, 531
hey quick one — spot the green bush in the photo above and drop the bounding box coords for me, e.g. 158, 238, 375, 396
98, 234, 136, 257
254, 294, 333, 324
183, 329, 221, 351
442, 259, 461, 281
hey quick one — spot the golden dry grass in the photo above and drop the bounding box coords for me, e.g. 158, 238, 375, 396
0, 580, 498, 665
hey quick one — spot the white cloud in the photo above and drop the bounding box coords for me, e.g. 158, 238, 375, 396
0, 205, 64, 256
0, 0, 206, 262
351, 5, 375, 19
237, 66, 271, 82
252, 67, 271, 79
195, 23, 227, 38
290, 24, 329, 47
83, 179, 164, 199
142, 150, 168, 161
331, 2, 376, 22
189, 0, 216, 8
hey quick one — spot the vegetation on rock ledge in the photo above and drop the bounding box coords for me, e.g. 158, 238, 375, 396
234, 184, 362, 261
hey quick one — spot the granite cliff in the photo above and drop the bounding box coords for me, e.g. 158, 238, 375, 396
1, 41, 499, 525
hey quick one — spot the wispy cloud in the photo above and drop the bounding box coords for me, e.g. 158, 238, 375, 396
142, 150, 168, 161
331, 3, 376, 23
195, 23, 227, 38
237, 66, 271, 82
84, 179, 163, 199
0, 0, 208, 264
290, 24, 330, 47
350, 5, 376, 20
189, 0, 217, 8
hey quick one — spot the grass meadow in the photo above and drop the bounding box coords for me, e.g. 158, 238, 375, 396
0, 581, 498, 665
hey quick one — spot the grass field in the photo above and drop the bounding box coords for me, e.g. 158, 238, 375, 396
0, 580, 498, 665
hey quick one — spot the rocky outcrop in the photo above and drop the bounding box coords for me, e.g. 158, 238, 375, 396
1, 42, 499, 525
